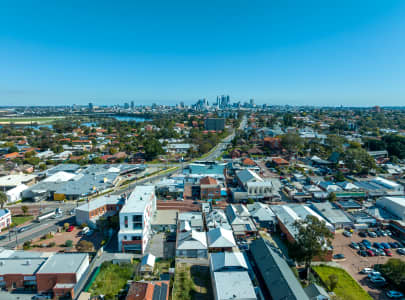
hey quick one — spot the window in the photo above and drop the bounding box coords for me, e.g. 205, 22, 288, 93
124, 216, 128, 228
124, 236, 127, 240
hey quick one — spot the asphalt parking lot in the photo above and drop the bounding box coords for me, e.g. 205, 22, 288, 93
333, 231, 405, 300
0, 291, 35, 300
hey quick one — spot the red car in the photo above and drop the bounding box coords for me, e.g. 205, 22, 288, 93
366, 249, 374, 256
384, 249, 392, 256
67, 225, 74, 232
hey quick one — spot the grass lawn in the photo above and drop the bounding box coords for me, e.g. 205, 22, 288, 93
11, 215, 34, 227
313, 265, 372, 300
0, 116, 64, 124
155, 259, 173, 275
173, 263, 212, 300
88, 262, 136, 298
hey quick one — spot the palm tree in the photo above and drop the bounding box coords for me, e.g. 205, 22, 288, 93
0, 191, 7, 209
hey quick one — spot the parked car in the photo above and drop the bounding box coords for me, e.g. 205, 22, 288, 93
359, 231, 367, 237
381, 230, 388, 236
376, 249, 386, 256
32, 295, 52, 300
381, 242, 391, 249
333, 254, 345, 260
386, 291, 404, 299
360, 267, 374, 274
350, 242, 360, 250
392, 242, 401, 248
368, 271, 382, 278
362, 239, 371, 246
397, 248, 405, 255
370, 276, 386, 285
86, 229, 94, 236
373, 242, 382, 249
389, 242, 398, 249
343, 231, 352, 237
358, 250, 368, 257
386, 230, 392, 236
366, 249, 374, 256
67, 225, 74, 232
368, 231, 377, 238
384, 249, 393, 256
359, 243, 365, 250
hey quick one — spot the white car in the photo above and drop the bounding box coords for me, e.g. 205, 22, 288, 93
360, 268, 373, 274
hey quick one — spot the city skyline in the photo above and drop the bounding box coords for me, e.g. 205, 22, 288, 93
1, 1, 405, 106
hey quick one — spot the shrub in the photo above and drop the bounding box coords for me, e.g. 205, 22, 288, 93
65, 240, 73, 247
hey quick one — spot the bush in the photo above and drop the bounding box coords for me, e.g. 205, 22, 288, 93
48, 242, 56, 248
65, 240, 73, 247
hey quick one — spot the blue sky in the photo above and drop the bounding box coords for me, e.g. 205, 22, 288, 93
1, 1, 405, 106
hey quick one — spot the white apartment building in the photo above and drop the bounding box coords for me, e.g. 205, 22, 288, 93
118, 185, 156, 253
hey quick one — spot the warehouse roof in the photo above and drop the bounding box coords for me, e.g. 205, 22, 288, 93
37, 253, 88, 274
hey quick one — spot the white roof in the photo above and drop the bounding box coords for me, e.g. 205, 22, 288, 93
141, 253, 156, 268
213, 271, 257, 300
210, 252, 248, 272
43, 171, 76, 182
0, 174, 36, 187
6, 184, 28, 197
120, 185, 155, 214
373, 177, 401, 189
207, 227, 236, 248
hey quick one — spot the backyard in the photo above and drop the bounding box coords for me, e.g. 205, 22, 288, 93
173, 262, 212, 300
87, 261, 137, 299
313, 265, 373, 300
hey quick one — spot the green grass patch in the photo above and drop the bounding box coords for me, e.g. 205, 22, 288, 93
173, 263, 212, 300
11, 215, 34, 227
313, 265, 372, 300
88, 262, 136, 299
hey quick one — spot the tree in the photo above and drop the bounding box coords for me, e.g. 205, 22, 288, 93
247, 198, 255, 204
76, 240, 94, 252
281, 133, 303, 155
0, 192, 7, 209
378, 259, 405, 291
328, 274, 339, 291
328, 192, 337, 202
21, 205, 29, 216
289, 215, 334, 279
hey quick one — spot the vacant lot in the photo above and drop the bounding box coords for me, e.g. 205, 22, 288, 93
88, 261, 136, 299
173, 262, 212, 300
313, 265, 372, 300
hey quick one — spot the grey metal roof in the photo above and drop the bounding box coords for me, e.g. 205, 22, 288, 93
310, 202, 352, 225
0, 258, 46, 275
250, 238, 310, 300
210, 252, 248, 272
76, 194, 124, 212
37, 253, 88, 274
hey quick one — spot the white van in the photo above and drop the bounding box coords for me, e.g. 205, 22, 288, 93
81, 227, 90, 235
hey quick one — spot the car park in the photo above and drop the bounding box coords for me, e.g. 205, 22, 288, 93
386, 291, 404, 299
373, 242, 383, 249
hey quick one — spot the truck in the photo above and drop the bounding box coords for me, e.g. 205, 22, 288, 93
36, 209, 56, 222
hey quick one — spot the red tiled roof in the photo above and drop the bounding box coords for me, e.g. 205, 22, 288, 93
200, 176, 218, 185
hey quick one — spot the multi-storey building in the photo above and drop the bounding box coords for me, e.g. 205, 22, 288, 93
118, 186, 156, 253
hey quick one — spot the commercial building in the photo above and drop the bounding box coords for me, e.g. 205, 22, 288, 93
207, 227, 236, 252
118, 186, 156, 253
0, 174, 37, 191
376, 197, 405, 221
75, 194, 125, 227
310, 202, 352, 229
204, 118, 225, 131
0, 250, 89, 299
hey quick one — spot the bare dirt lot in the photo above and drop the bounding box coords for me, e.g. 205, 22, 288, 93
332, 231, 405, 300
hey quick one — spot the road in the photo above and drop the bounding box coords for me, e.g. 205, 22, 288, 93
0, 209, 75, 249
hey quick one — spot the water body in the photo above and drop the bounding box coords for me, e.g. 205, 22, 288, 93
112, 116, 149, 122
